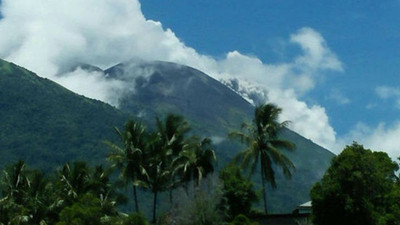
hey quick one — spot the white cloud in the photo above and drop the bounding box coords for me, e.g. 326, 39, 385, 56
269, 89, 337, 149
376, 86, 400, 99
56, 68, 126, 107
375, 86, 400, 109
291, 27, 343, 73
336, 122, 400, 160
327, 89, 350, 105
0, 0, 343, 150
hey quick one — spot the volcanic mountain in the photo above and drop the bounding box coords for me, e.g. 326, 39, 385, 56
0, 58, 129, 171
104, 60, 253, 135
103, 60, 335, 212
0, 58, 335, 213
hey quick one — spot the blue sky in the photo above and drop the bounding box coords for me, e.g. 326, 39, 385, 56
140, 0, 400, 156
140, 0, 400, 135
0, 0, 400, 157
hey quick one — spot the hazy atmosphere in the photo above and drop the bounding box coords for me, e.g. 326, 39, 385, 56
1, 0, 400, 158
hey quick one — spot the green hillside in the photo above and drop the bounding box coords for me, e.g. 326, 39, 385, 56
0, 59, 130, 171
104, 60, 335, 213
0, 58, 335, 214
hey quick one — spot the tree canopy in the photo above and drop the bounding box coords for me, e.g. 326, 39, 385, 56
230, 103, 295, 214
311, 142, 400, 225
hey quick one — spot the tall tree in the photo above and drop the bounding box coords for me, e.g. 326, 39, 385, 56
107, 120, 148, 213
156, 114, 190, 156
0, 161, 30, 205
173, 137, 217, 191
219, 165, 258, 218
0, 161, 32, 224
26, 170, 56, 224
0, 161, 56, 224
155, 114, 191, 202
57, 162, 91, 204
311, 143, 400, 225
229, 103, 295, 214
144, 132, 171, 223
141, 114, 192, 222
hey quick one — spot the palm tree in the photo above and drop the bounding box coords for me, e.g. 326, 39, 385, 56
229, 103, 295, 214
142, 114, 191, 223
57, 162, 91, 203
172, 137, 217, 191
0, 161, 30, 205
155, 114, 191, 203
0, 161, 56, 224
26, 170, 55, 224
87, 165, 125, 215
0, 161, 31, 224
144, 132, 171, 223
106, 120, 148, 213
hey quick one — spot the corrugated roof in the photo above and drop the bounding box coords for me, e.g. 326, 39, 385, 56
299, 201, 312, 208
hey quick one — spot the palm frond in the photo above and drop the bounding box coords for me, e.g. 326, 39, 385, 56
268, 145, 295, 178
269, 139, 296, 152
261, 154, 276, 188
229, 131, 253, 146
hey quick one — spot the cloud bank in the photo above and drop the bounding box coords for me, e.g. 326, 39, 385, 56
327, 86, 400, 158
0, 0, 343, 150
336, 122, 400, 159
376, 86, 400, 109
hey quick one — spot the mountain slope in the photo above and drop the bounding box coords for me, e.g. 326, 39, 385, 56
105, 60, 253, 135
103, 60, 335, 213
0, 58, 335, 213
0, 59, 130, 171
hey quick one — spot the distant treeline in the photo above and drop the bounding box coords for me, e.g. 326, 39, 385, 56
2, 103, 295, 225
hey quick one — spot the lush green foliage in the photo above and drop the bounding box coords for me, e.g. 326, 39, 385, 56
0, 58, 335, 213
0, 161, 126, 225
107, 120, 148, 213
311, 143, 400, 225
230, 104, 295, 214
123, 212, 150, 225
56, 194, 111, 225
6, 110, 395, 225
229, 214, 259, 225
219, 165, 258, 218
0, 59, 129, 171
107, 115, 217, 222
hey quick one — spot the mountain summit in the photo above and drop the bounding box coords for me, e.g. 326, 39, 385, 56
104, 60, 253, 135
101, 60, 335, 212
0, 58, 334, 213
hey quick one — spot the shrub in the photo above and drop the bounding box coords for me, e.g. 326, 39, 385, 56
229, 214, 259, 225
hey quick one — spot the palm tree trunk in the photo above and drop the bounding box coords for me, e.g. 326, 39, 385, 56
184, 182, 189, 196
169, 189, 173, 204
261, 169, 268, 214
152, 190, 158, 223
133, 184, 139, 212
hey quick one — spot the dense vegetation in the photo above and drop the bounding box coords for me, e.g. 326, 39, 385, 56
230, 104, 295, 214
4, 56, 400, 224
311, 143, 400, 225
0, 58, 129, 171
0, 103, 297, 224
0, 58, 335, 214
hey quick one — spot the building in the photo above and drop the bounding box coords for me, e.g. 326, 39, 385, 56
254, 201, 312, 225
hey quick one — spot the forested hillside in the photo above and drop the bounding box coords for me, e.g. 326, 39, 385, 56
0, 58, 334, 213
0, 59, 130, 170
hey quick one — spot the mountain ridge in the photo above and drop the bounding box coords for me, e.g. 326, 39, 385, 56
99, 59, 335, 212
0, 58, 334, 213
0, 58, 130, 171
